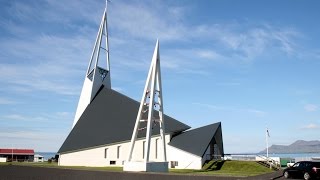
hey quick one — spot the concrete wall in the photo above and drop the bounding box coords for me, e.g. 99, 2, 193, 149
166, 145, 202, 170
59, 135, 169, 167
59, 134, 203, 169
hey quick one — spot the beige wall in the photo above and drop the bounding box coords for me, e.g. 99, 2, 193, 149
59, 134, 203, 169
59, 135, 170, 167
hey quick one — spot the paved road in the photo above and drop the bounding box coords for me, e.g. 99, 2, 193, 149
0, 165, 284, 180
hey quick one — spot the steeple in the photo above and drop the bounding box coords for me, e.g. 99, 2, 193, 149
72, 1, 111, 128
124, 40, 168, 172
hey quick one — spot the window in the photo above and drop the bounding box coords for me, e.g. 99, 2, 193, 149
142, 141, 146, 159
293, 163, 300, 167
155, 138, 158, 159
170, 161, 178, 168
104, 148, 108, 159
110, 161, 116, 165
117, 146, 121, 159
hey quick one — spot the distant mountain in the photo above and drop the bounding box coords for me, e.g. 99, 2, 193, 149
259, 140, 320, 154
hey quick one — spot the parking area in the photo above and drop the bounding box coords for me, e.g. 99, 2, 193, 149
0, 165, 283, 180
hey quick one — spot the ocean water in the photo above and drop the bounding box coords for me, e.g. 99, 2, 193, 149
35, 152, 57, 160
264, 153, 320, 158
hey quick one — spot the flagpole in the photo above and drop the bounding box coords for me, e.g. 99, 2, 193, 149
265, 128, 268, 158
11, 144, 13, 163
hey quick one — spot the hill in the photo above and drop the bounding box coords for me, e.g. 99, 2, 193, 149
259, 140, 320, 154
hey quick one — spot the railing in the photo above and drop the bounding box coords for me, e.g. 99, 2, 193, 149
205, 154, 224, 161
204, 154, 282, 170
226, 154, 256, 161
255, 155, 281, 170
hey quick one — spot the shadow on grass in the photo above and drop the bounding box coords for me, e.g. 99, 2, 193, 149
204, 160, 225, 171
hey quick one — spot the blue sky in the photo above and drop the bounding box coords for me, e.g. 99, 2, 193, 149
0, 0, 319, 153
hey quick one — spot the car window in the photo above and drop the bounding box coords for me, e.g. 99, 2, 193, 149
293, 162, 300, 167
299, 162, 305, 167
305, 162, 312, 167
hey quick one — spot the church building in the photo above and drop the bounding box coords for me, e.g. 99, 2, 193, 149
58, 2, 223, 170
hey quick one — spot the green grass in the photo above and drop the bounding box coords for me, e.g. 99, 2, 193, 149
5, 162, 123, 172
170, 160, 274, 177
1, 160, 273, 177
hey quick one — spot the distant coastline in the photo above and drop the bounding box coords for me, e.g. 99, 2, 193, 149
259, 140, 320, 154
262, 153, 320, 158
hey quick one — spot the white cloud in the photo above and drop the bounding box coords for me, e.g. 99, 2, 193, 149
110, 1, 186, 41
193, 23, 301, 61
4, 0, 101, 25
0, 130, 68, 152
301, 123, 320, 130
304, 104, 318, 112
2, 112, 73, 123
3, 114, 48, 122
196, 50, 221, 60
192, 102, 267, 117
0, 31, 93, 96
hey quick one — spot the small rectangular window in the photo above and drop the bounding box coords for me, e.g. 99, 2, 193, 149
110, 161, 116, 165
142, 141, 146, 159
117, 146, 121, 159
104, 148, 108, 159
155, 139, 158, 159
170, 161, 178, 168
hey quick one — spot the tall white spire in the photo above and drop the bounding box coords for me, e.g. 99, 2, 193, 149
72, 2, 111, 128
124, 40, 168, 172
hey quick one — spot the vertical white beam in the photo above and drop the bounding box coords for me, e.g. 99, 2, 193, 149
91, 12, 105, 84
86, 9, 106, 75
156, 53, 167, 162
105, 1, 110, 72
144, 60, 157, 163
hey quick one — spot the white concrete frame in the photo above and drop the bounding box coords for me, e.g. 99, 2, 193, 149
124, 40, 168, 172
72, 1, 111, 128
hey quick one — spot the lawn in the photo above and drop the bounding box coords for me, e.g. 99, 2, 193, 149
170, 160, 274, 177
2, 160, 274, 177
2, 162, 123, 172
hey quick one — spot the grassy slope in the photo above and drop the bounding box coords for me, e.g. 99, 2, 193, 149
171, 160, 274, 177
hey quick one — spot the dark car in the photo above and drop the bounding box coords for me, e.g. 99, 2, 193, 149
283, 161, 320, 180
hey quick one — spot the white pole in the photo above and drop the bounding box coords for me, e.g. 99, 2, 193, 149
266, 128, 269, 158
11, 144, 13, 163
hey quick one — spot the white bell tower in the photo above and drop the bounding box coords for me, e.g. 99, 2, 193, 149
124, 40, 168, 172
73, 1, 111, 128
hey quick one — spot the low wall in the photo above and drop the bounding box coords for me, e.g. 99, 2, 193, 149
0, 157, 7, 162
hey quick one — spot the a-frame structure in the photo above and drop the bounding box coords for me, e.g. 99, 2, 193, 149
73, 1, 111, 128
124, 40, 168, 172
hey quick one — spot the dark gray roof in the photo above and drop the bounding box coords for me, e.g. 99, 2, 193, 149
169, 122, 221, 157
58, 86, 190, 153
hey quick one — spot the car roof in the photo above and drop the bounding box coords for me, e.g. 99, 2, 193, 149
298, 161, 320, 166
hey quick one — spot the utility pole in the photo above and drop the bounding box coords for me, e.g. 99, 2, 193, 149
266, 128, 269, 158
11, 144, 13, 163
